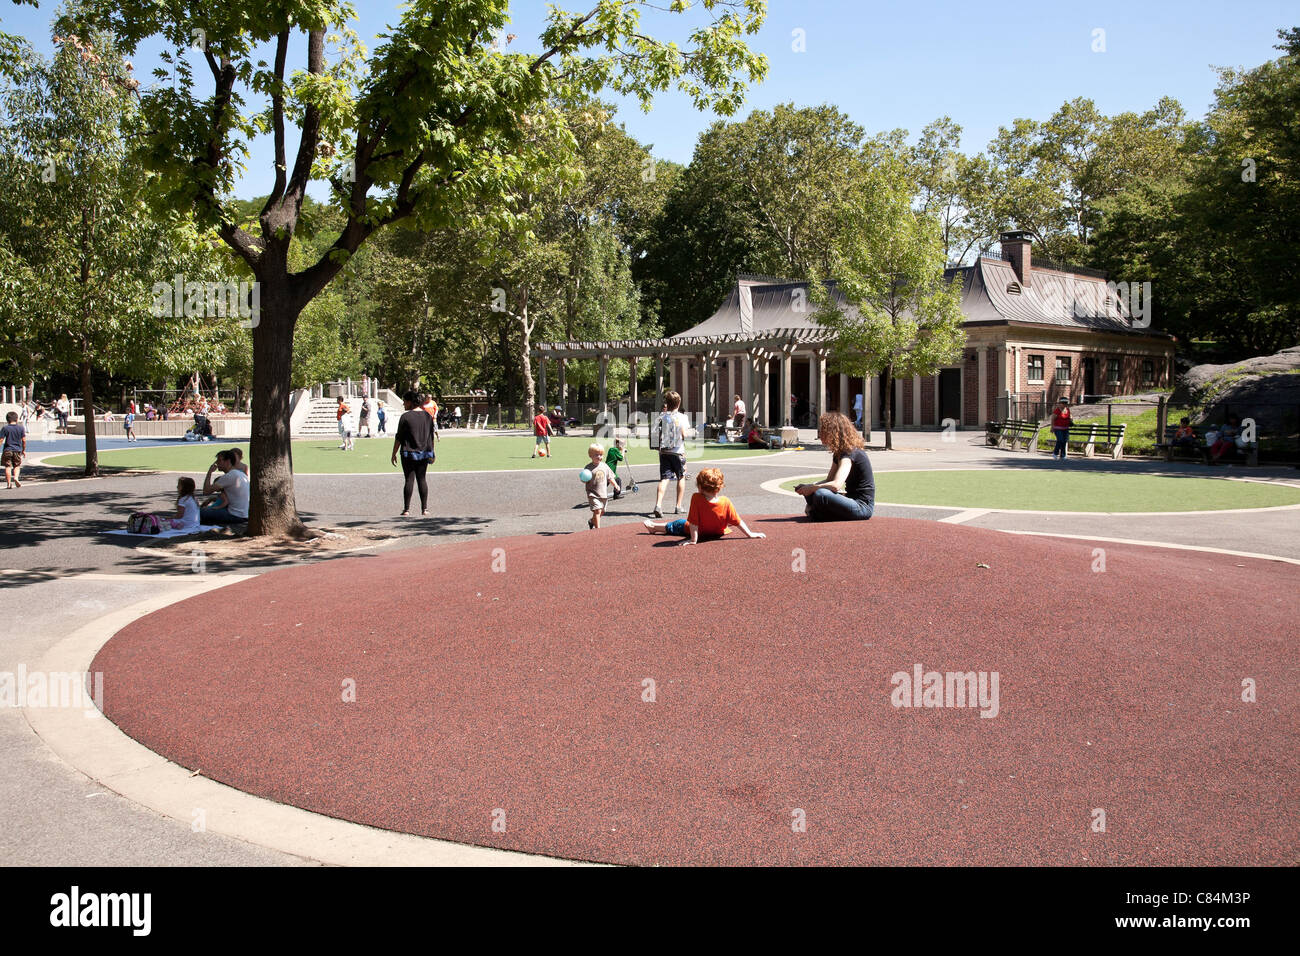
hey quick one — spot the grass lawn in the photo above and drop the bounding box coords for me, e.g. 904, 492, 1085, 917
43, 434, 783, 475
780, 469, 1300, 512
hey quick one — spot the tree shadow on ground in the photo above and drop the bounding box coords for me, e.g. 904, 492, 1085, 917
0, 488, 494, 579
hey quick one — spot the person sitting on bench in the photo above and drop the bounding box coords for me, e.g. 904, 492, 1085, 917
1208, 414, 1243, 463
1171, 417, 1199, 455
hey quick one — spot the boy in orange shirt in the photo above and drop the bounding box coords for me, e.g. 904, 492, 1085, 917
642, 467, 766, 546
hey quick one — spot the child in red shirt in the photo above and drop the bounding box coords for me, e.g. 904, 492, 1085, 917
530, 405, 551, 458
642, 467, 766, 545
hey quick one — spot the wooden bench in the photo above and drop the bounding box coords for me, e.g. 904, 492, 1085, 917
1059, 422, 1127, 459
986, 419, 1041, 452
1157, 424, 1257, 466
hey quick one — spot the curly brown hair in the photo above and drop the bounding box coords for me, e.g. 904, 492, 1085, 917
696, 467, 725, 494
817, 412, 866, 457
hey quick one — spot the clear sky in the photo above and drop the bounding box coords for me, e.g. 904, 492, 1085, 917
4, 0, 1295, 198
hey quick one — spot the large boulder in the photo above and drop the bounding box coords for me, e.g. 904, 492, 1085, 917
1180, 346, 1300, 395
1176, 346, 1300, 435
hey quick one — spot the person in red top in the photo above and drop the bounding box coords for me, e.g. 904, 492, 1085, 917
336, 396, 353, 450
1050, 398, 1072, 461
531, 405, 552, 458
642, 467, 766, 545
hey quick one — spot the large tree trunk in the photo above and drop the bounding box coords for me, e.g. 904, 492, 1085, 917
247, 287, 306, 537
881, 364, 893, 451
80, 359, 98, 477
517, 290, 536, 415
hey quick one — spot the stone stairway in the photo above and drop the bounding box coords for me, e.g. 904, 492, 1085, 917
296, 397, 356, 437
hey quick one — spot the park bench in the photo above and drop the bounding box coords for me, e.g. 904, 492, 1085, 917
1059, 422, 1127, 459
1156, 424, 1257, 466
986, 419, 1040, 452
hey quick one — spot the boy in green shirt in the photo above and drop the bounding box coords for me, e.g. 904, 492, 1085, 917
605, 437, 630, 498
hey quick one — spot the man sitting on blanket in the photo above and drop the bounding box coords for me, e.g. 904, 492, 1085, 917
200, 450, 250, 525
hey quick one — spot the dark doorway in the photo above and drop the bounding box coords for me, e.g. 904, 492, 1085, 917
939, 369, 961, 425
1083, 357, 1096, 398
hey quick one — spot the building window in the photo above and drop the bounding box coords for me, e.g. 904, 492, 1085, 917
1107, 358, 1120, 385
1142, 359, 1155, 387
1055, 356, 1071, 384
1027, 355, 1045, 383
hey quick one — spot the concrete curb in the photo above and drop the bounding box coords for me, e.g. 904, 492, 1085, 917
22, 575, 585, 867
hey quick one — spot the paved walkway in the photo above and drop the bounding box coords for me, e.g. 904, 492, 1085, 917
3, 430, 1297, 864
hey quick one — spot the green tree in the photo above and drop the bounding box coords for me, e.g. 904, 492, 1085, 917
1178, 29, 1300, 356
1091, 30, 1299, 358
811, 156, 964, 450
0, 28, 232, 475
74, 0, 767, 536
638, 102, 867, 333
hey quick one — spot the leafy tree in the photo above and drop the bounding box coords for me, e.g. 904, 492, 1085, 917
72, 0, 767, 536
1177, 29, 1300, 356
811, 155, 964, 450
1091, 30, 1298, 358
0, 27, 232, 475
638, 102, 867, 333
637, 142, 756, 334
910, 116, 986, 264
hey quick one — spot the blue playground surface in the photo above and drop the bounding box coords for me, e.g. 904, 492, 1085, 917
25, 433, 250, 456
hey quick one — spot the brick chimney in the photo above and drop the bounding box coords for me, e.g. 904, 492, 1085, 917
1000, 230, 1032, 285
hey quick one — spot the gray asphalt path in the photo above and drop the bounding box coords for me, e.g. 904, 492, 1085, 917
0, 575, 310, 866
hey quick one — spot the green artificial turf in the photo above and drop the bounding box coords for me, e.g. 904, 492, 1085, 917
780, 469, 1300, 512
44, 434, 782, 475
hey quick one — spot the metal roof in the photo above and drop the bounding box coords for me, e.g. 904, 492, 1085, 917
535, 256, 1167, 357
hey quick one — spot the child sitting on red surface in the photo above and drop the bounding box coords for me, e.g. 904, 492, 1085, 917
642, 467, 766, 545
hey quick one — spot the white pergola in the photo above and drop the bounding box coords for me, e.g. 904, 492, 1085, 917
534, 326, 871, 437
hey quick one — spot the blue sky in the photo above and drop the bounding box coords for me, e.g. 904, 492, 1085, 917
4, 0, 1295, 197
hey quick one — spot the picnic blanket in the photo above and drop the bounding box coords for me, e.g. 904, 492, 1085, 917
104, 525, 221, 539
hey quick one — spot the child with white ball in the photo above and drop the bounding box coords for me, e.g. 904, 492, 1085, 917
582, 442, 616, 529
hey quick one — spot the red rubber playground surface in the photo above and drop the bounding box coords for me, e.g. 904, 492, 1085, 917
93, 518, 1298, 865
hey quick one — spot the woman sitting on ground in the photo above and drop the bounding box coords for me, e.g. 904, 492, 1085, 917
794, 412, 874, 521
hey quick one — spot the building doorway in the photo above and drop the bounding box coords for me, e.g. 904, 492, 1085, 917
1082, 357, 1096, 398
939, 368, 961, 426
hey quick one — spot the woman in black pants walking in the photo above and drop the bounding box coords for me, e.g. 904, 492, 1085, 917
391, 391, 436, 516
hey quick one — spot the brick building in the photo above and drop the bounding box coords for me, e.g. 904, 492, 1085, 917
534, 232, 1176, 434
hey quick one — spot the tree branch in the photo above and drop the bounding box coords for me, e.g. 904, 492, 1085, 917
259, 29, 290, 218
281, 30, 326, 213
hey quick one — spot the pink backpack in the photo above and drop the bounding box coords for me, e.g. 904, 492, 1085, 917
127, 512, 163, 534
